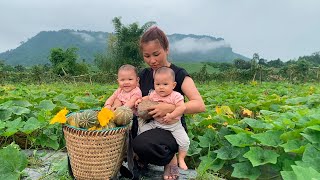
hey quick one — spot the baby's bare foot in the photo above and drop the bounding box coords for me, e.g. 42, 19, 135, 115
178, 159, 188, 170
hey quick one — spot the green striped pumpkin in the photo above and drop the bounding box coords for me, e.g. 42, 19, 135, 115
78, 110, 99, 129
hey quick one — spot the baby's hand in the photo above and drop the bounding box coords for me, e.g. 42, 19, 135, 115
163, 113, 173, 123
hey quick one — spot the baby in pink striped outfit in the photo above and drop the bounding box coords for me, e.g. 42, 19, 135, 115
104, 64, 142, 112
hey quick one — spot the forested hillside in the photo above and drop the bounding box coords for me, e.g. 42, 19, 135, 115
0, 29, 248, 66
0, 30, 109, 65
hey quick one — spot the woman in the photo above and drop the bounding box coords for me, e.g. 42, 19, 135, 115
131, 26, 205, 180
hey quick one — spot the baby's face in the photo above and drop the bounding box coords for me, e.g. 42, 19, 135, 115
154, 73, 176, 97
117, 70, 139, 92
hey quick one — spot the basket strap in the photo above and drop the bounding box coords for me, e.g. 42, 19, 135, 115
127, 128, 134, 172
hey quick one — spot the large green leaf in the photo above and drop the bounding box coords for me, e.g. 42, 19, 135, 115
0, 144, 28, 180
243, 147, 280, 167
199, 151, 225, 172
19, 117, 42, 134
197, 156, 225, 175
0, 100, 14, 108
10, 106, 31, 115
307, 125, 320, 131
225, 133, 256, 147
0, 108, 13, 121
198, 130, 217, 148
301, 144, 320, 171
252, 130, 283, 147
280, 171, 297, 180
292, 165, 320, 180
36, 134, 60, 150
231, 161, 261, 180
227, 125, 254, 135
73, 95, 99, 108
12, 100, 32, 107
243, 118, 273, 130
187, 140, 201, 156
53, 94, 67, 102
36, 100, 56, 111
285, 97, 308, 105
196, 156, 214, 176
260, 110, 278, 116
214, 145, 240, 160
3, 118, 25, 137
280, 129, 304, 141
0, 121, 5, 130
301, 126, 320, 144
60, 100, 79, 110
280, 139, 307, 153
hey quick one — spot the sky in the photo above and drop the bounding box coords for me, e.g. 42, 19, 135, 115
0, 0, 319, 61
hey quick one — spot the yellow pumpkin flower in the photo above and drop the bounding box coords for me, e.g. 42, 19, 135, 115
98, 108, 114, 127
250, 80, 258, 86
309, 86, 315, 94
242, 108, 253, 117
215, 106, 222, 114
205, 115, 212, 120
50, 108, 69, 124
207, 125, 216, 130
88, 126, 97, 131
216, 106, 235, 118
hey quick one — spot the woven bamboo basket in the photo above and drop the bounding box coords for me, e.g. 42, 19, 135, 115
63, 113, 129, 180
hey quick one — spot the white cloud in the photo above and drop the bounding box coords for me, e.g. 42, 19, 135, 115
171, 37, 229, 53
71, 32, 95, 42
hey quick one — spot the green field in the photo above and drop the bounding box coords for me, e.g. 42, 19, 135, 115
173, 62, 218, 73
1, 82, 320, 179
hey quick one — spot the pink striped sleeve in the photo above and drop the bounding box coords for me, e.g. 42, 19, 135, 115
171, 91, 184, 105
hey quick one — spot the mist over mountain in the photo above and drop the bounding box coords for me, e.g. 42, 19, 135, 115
0, 29, 248, 66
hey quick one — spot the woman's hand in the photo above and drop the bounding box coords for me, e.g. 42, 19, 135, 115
147, 102, 175, 119
104, 104, 112, 110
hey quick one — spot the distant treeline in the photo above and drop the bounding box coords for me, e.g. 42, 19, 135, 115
1, 51, 320, 84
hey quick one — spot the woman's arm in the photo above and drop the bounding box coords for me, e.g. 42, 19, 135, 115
181, 76, 206, 114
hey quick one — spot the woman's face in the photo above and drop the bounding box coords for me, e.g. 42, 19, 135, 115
141, 40, 169, 70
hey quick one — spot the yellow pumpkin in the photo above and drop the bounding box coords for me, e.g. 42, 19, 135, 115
66, 113, 79, 127
113, 106, 133, 126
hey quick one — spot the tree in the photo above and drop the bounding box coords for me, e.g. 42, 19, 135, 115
267, 58, 284, 68
233, 58, 251, 69
49, 47, 78, 76
14, 65, 26, 72
31, 65, 44, 84
296, 59, 311, 82
105, 17, 156, 72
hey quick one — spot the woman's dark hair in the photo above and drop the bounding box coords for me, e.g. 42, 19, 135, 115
140, 26, 169, 51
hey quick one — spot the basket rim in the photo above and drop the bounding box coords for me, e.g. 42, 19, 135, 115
65, 109, 128, 132
63, 124, 128, 132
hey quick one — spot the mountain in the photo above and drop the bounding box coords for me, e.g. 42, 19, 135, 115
0, 29, 248, 66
